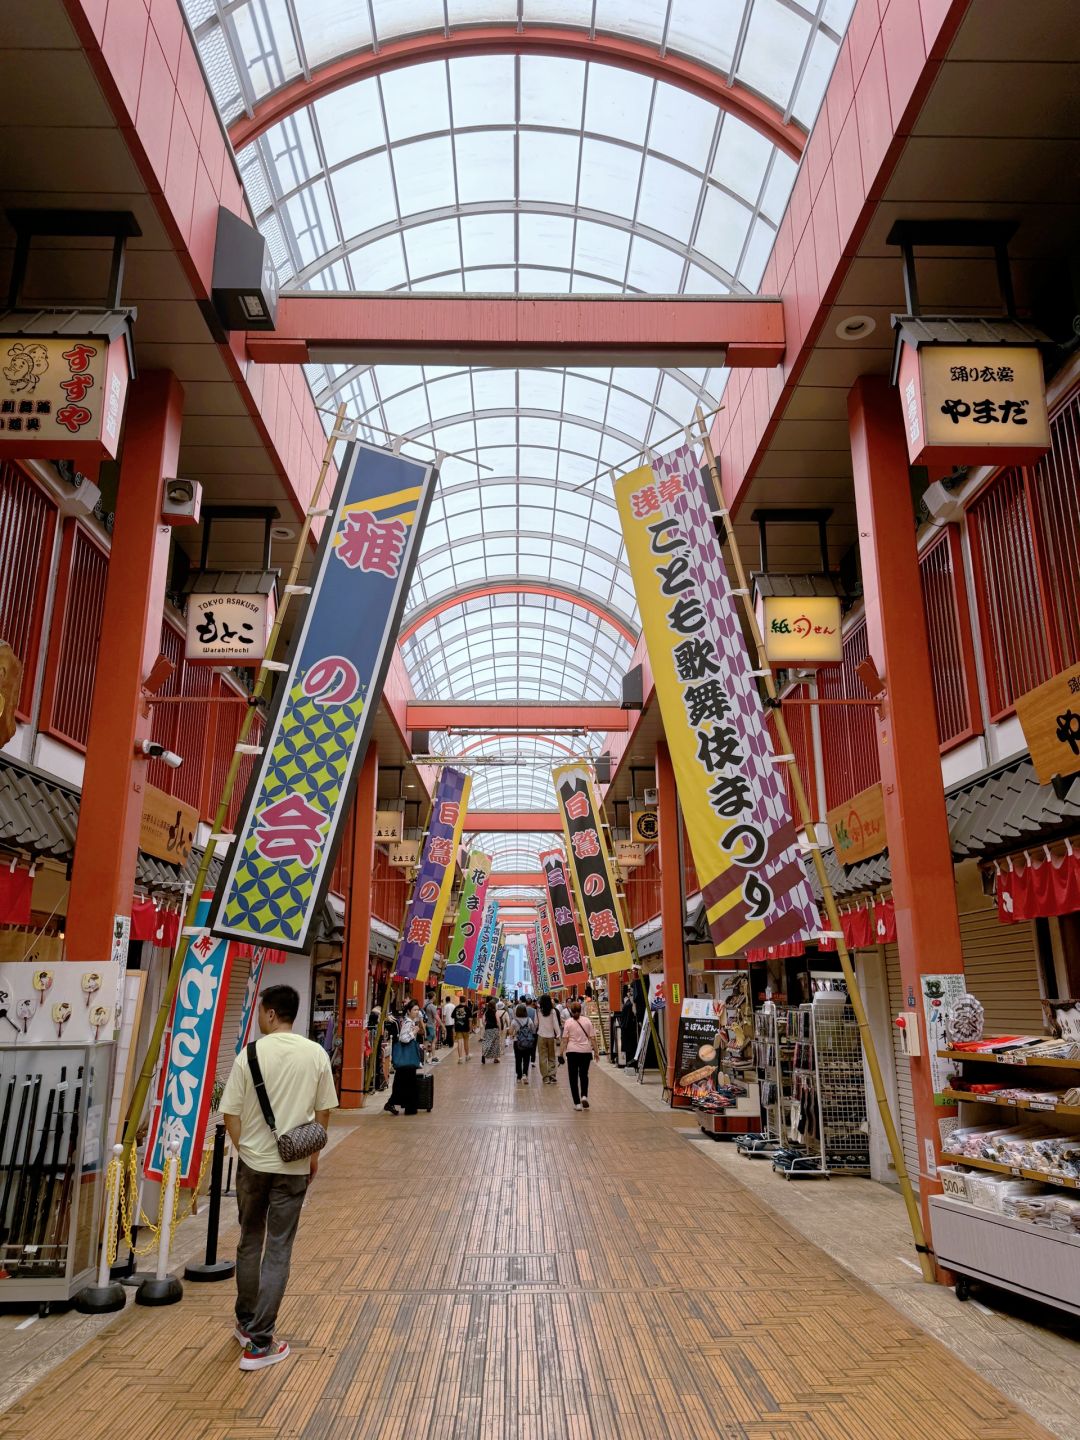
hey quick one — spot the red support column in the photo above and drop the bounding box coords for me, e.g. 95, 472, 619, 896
66, 372, 183, 963
340, 743, 377, 1108
656, 742, 686, 1095
849, 375, 965, 1257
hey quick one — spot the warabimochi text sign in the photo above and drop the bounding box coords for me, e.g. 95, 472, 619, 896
898, 343, 1049, 468
0, 332, 130, 461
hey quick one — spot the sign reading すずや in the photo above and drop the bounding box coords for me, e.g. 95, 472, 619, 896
898, 343, 1049, 469
826, 782, 887, 866
210, 442, 437, 953
1014, 660, 1080, 786
0, 331, 130, 461
552, 764, 632, 976
614, 444, 818, 957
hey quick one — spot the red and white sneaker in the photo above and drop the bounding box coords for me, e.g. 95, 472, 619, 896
233, 1324, 251, 1345
239, 1339, 290, 1371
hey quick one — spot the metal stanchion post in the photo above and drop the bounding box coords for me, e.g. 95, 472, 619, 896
184, 1124, 235, 1282
74, 1145, 126, 1313
136, 1141, 183, 1306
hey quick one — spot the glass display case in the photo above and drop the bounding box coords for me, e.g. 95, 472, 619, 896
0, 1042, 114, 1304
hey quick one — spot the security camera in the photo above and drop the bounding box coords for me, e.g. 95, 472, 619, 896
138, 739, 184, 769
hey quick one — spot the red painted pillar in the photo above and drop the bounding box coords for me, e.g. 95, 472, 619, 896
656, 741, 686, 1093
340, 743, 377, 1108
67, 372, 182, 963
849, 375, 965, 1254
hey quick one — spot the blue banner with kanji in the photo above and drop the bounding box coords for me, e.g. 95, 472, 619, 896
210, 442, 436, 953
396, 767, 470, 982
469, 901, 500, 990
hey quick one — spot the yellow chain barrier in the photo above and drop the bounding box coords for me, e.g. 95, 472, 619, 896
117, 1140, 213, 1258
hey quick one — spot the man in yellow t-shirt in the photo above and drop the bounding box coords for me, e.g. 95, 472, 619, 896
221, 983, 337, 1371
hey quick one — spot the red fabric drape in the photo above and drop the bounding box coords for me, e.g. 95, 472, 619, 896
840, 905, 873, 949
131, 896, 158, 941
873, 898, 897, 943
0, 865, 32, 925
997, 852, 1080, 922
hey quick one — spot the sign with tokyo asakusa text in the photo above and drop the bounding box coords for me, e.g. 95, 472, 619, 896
444, 850, 492, 988
539, 847, 588, 987
898, 343, 1049, 469
145, 896, 233, 1186
0, 332, 130, 462
185, 591, 274, 665
551, 765, 633, 976
211, 443, 436, 952
396, 767, 471, 982
614, 444, 817, 957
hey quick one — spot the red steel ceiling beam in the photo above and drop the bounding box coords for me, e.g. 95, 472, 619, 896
488, 873, 546, 888
400, 583, 637, 646
228, 28, 806, 160
463, 812, 563, 832
245, 295, 785, 369
408, 703, 629, 731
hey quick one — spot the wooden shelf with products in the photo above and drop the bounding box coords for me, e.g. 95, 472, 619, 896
942, 1090, 1080, 1119
940, 1152, 1080, 1191
937, 1049, 1080, 1070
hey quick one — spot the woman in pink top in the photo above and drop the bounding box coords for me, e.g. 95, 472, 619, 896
559, 1001, 597, 1110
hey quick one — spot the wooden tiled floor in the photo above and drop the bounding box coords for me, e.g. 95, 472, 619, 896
1, 1052, 1056, 1440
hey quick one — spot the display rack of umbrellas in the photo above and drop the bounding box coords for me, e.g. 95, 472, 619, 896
0, 1064, 85, 1274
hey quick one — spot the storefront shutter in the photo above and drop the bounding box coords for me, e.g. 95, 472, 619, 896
959, 902, 1044, 1035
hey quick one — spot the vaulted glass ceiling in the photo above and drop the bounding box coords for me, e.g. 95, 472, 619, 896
428, 732, 602, 810
187, 0, 856, 810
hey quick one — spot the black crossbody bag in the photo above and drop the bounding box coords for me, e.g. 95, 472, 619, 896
246, 1041, 328, 1163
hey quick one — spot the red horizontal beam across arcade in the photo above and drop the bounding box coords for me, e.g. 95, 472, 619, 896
488, 873, 546, 888
246, 296, 785, 369
463, 812, 563, 832
408, 702, 629, 731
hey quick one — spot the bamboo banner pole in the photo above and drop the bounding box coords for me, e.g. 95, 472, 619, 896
118, 408, 348, 1164
694, 407, 934, 1282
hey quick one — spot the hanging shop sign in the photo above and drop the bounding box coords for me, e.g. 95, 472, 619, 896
145, 895, 233, 1186
139, 783, 198, 866
539, 847, 588, 988
538, 899, 564, 990
184, 589, 274, 665
0, 325, 131, 462
210, 442, 436, 953
373, 810, 404, 843
1014, 659, 1080, 786
444, 851, 492, 988
630, 807, 658, 843
552, 763, 633, 976
760, 596, 842, 666
897, 342, 1050, 469
826, 782, 887, 866
615, 840, 646, 868
389, 840, 419, 870
0, 640, 22, 749
614, 444, 818, 956
396, 767, 471, 983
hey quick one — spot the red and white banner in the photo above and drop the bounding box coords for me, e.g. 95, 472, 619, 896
997, 852, 1080, 922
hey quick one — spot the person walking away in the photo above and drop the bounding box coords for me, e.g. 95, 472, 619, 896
560, 1000, 597, 1111
386, 1002, 425, 1114
481, 998, 501, 1064
511, 1003, 535, 1084
524, 995, 539, 1070
536, 994, 562, 1085
452, 994, 471, 1062
443, 995, 456, 1049
423, 991, 441, 1064
220, 984, 337, 1371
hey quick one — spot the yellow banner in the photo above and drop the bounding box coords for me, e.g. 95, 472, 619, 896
614, 447, 817, 956
414, 771, 472, 984
552, 762, 632, 976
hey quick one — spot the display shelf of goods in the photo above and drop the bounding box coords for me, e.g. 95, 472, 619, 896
938, 1048, 1080, 1069
939, 1151, 1080, 1191
941, 1090, 1080, 1118
929, 1194, 1080, 1315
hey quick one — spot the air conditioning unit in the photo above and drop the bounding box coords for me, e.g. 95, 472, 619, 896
643, 787, 658, 806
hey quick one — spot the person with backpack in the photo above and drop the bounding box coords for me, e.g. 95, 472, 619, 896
536, 994, 563, 1085
511, 1003, 535, 1084
220, 984, 337, 1371
560, 1000, 597, 1111
385, 1001, 425, 1115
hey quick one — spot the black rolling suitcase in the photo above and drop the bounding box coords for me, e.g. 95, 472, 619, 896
415, 1071, 435, 1112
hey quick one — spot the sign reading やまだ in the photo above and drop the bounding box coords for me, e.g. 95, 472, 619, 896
826, 782, 887, 866
0, 329, 130, 461
210, 442, 436, 952
552, 763, 632, 976
898, 342, 1049, 469
614, 444, 818, 957
1014, 660, 1080, 786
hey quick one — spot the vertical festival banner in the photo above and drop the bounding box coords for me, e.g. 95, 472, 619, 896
443, 851, 492, 987
211, 443, 436, 952
534, 921, 551, 994
538, 899, 563, 991
396, 767, 471, 982
470, 902, 500, 990
233, 949, 267, 1054
614, 444, 817, 955
540, 847, 588, 989
145, 895, 233, 1185
525, 926, 542, 994
493, 931, 507, 993
552, 763, 633, 976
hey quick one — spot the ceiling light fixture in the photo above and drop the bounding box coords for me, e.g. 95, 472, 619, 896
835, 314, 877, 341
